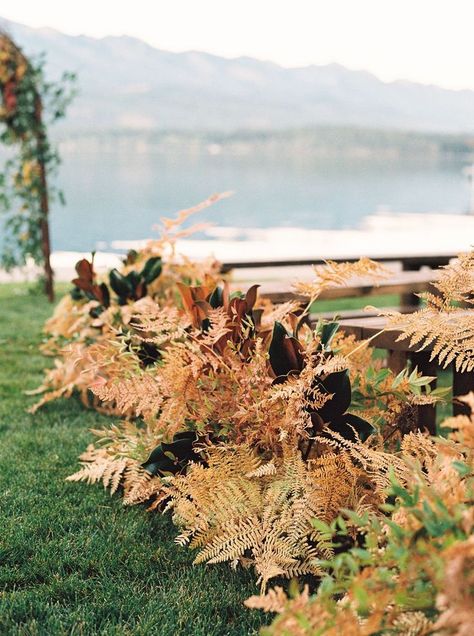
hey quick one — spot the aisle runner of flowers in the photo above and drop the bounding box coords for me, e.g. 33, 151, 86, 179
33, 197, 474, 635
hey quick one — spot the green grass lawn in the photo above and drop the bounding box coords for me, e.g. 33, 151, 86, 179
0, 284, 270, 636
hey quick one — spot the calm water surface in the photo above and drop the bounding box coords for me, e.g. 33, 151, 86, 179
8, 141, 474, 252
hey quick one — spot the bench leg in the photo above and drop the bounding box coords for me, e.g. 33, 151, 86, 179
411, 351, 437, 435
453, 370, 474, 416
400, 264, 422, 310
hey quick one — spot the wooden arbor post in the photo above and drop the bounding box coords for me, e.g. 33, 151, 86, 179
34, 92, 54, 302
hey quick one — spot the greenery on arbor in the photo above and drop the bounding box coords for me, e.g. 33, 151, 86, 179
0, 31, 75, 300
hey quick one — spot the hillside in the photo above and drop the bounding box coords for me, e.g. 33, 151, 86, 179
2, 18, 474, 134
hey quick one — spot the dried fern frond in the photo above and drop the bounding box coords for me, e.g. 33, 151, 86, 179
383, 307, 474, 372
293, 258, 388, 300
67, 433, 166, 505
146, 192, 233, 256
28, 343, 99, 413
167, 441, 397, 590
431, 250, 474, 307
32, 195, 224, 412
434, 535, 474, 636
378, 251, 474, 372
40, 295, 100, 355
122, 466, 163, 506
245, 585, 338, 636
257, 401, 474, 634
66, 445, 131, 494
244, 585, 293, 613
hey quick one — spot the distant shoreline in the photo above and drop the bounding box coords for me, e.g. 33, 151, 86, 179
53, 126, 474, 163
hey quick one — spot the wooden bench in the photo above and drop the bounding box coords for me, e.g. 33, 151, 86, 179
338, 315, 474, 433
256, 269, 440, 307
221, 254, 454, 274
226, 254, 455, 317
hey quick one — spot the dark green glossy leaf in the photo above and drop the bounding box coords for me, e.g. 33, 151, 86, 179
125, 270, 142, 290
317, 321, 340, 351
328, 413, 374, 442
99, 282, 110, 308
137, 342, 161, 366
315, 369, 351, 421
142, 432, 200, 476
141, 257, 162, 284
141, 446, 177, 475
70, 287, 83, 301
89, 305, 105, 319
173, 431, 198, 442
269, 321, 302, 378
208, 286, 224, 309
109, 268, 133, 297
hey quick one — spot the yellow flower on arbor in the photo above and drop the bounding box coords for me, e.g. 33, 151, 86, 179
21, 160, 39, 185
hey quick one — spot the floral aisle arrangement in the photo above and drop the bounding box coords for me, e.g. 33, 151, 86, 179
34, 206, 473, 631
63, 251, 443, 588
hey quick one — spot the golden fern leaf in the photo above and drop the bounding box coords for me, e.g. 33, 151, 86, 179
379, 251, 474, 372
166, 442, 393, 590
432, 250, 474, 306
433, 536, 474, 636
244, 585, 290, 613
293, 258, 388, 300
391, 612, 434, 635
246, 461, 277, 478
66, 445, 131, 493
122, 464, 163, 506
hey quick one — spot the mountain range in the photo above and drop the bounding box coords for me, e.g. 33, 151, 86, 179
2, 17, 474, 134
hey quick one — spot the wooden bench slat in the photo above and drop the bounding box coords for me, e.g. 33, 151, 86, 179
338, 316, 420, 351
310, 305, 419, 322
221, 254, 455, 273
251, 270, 440, 304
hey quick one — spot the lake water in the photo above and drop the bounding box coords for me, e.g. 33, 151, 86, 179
5, 140, 474, 252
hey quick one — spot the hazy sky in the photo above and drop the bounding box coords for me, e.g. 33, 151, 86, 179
1, 0, 474, 90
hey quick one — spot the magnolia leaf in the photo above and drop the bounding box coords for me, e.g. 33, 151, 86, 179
74, 258, 94, 282
98, 282, 110, 308
316, 321, 340, 351
141, 256, 162, 284
269, 321, 304, 378
208, 286, 224, 309
327, 413, 374, 442
109, 269, 133, 297
315, 369, 351, 421
244, 284, 260, 311
125, 270, 142, 289
142, 432, 200, 476
142, 446, 176, 475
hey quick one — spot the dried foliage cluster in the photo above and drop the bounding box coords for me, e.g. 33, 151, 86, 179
247, 398, 474, 635
246, 252, 474, 634
381, 250, 474, 372
30, 195, 225, 412
35, 235, 474, 630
